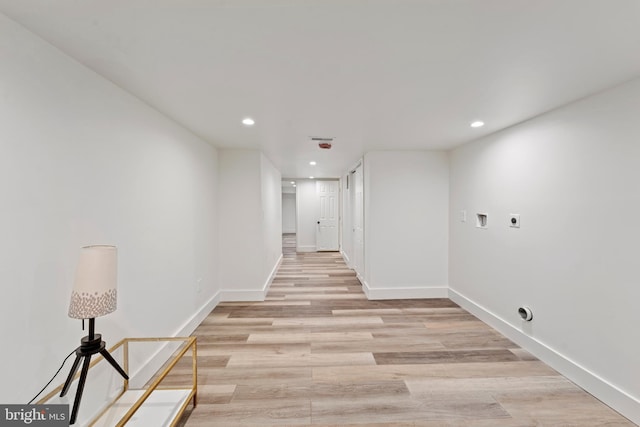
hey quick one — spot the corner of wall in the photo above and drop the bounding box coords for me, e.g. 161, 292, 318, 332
262, 253, 283, 298
363, 281, 449, 300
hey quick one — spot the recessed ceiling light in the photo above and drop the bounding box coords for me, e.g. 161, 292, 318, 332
309, 161, 317, 166
309, 176, 314, 179
470, 121, 484, 128
242, 118, 255, 126
290, 181, 295, 184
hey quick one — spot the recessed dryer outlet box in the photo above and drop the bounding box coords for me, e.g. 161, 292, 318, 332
518, 306, 533, 321
509, 214, 521, 228
476, 213, 488, 229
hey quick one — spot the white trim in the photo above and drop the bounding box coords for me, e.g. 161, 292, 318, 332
449, 288, 640, 425
357, 273, 370, 298
348, 158, 363, 174
363, 283, 448, 300
219, 289, 266, 301
340, 249, 352, 268
296, 245, 316, 252
220, 254, 283, 302
176, 292, 221, 336
129, 291, 220, 389
262, 253, 283, 298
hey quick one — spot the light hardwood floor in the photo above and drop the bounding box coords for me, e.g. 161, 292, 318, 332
174, 234, 633, 426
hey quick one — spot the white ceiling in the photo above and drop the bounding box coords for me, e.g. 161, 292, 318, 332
2, 0, 639, 178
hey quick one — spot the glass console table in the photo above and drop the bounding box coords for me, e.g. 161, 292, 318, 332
39, 337, 197, 427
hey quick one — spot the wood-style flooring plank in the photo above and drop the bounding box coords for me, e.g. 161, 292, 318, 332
247, 331, 374, 343
310, 395, 510, 424
404, 376, 578, 395
495, 389, 634, 426
227, 351, 376, 368
311, 361, 560, 383
232, 380, 409, 401
373, 349, 520, 365
181, 399, 311, 426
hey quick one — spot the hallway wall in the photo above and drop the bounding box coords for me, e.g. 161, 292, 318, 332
296, 179, 318, 252
218, 150, 282, 300
449, 77, 640, 424
218, 150, 263, 297
362, 151, 449, 299
261, 154, 283, 288
0, 13, 220, 414
340, 174, 353, 266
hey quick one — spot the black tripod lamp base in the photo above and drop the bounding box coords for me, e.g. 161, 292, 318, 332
60, 324, 128, 425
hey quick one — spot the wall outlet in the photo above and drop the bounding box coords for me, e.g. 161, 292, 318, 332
476, 213, 488, 229
460, 210, 467, 222
509, 214, 520, 228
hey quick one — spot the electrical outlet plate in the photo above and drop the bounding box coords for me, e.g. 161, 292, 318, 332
509, 214, 520, 228
460, 210, 466, 222
476, 213, 488, 229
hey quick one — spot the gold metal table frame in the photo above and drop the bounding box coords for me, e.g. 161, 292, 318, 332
38, 336, 197, 427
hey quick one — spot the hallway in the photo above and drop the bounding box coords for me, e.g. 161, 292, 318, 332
179, 235, 632, 426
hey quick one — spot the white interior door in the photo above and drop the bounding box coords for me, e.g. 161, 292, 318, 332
316, 180, 339, 251
353, 165, 364, 275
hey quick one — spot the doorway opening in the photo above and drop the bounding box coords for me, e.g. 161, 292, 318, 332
286, 178, 340, 253
282, 180, 297, 253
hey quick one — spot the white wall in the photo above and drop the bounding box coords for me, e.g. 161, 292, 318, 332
296, 180, 318, 252
0, 12, 219, 414
363, 151, 449, 299
261, 154, 283, 285
340, 173, 353, 266
282, 193, 297, 233
352, 163, 365, 278
218, 150, 263, 298
449, 77, 640, 424
218, 150, 282, 300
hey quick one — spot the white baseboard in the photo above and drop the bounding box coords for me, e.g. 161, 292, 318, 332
176, 292, 221, 336
296, 245, 316, 252
128, 291, 220, 389
262, 253, 283, 298
361, 280, 448, 300
340, 250, 352, 268
220, 254, 283, 302
449, 288, 640, 425
219, 289, 265, 301
356, 273, 369, 298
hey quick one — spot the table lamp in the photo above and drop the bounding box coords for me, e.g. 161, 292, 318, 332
60, 245, 129, 425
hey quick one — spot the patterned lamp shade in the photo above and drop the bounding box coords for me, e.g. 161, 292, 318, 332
68, 245, 118, 319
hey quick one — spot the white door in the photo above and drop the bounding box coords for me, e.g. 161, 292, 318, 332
316, 180, 339, 251
353, 165, 364, 276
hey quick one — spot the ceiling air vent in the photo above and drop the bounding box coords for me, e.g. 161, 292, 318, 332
310, 137, 334, 149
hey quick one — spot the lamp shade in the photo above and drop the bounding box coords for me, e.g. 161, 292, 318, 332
68, 245, 118, 319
